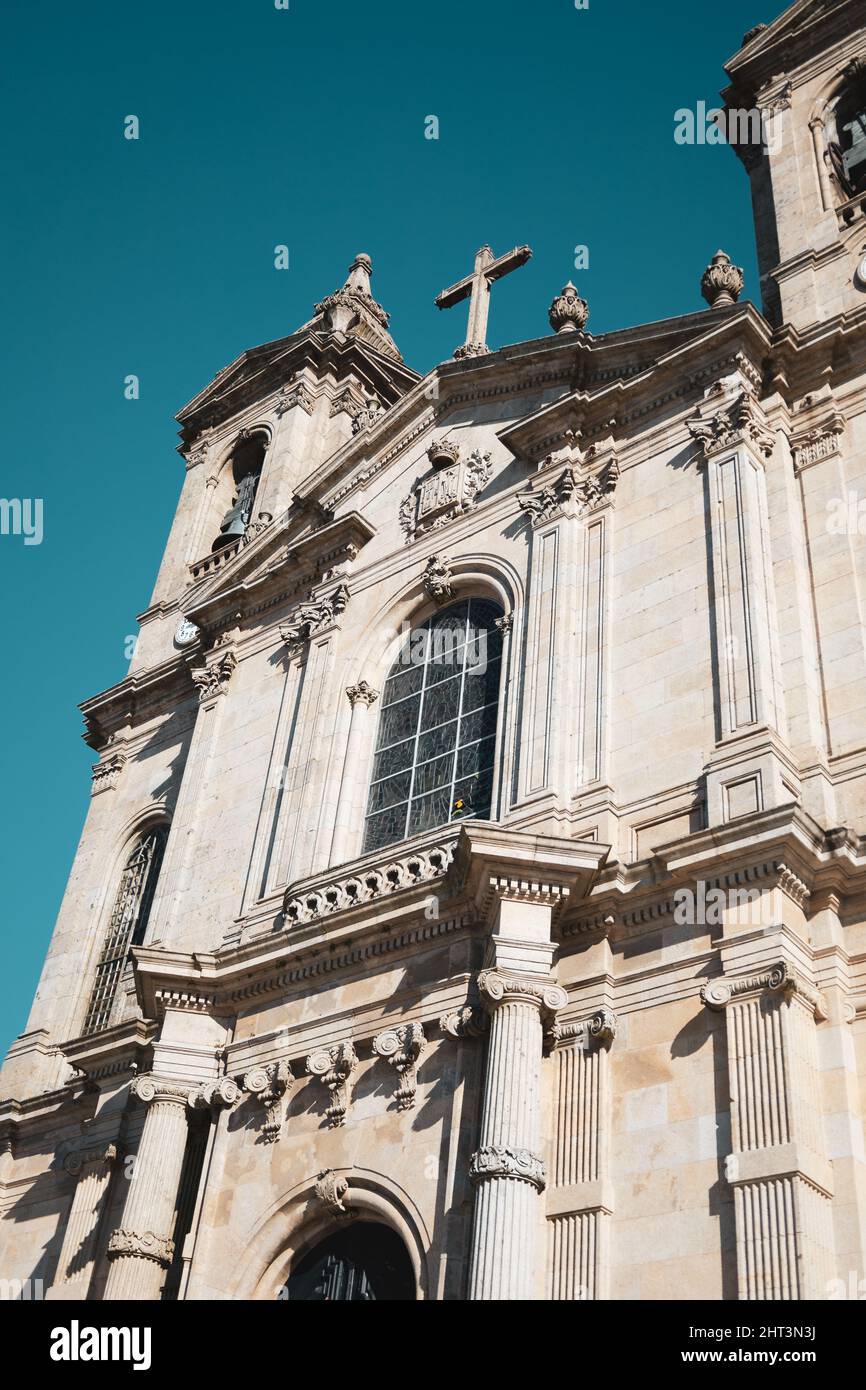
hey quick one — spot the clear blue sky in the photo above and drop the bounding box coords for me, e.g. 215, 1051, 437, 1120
0, 0, 769, 1060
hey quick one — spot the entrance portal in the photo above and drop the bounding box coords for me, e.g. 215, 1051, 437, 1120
284, 1222, 415, 1301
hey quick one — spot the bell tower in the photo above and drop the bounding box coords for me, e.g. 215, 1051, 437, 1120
723, 0, 866, 328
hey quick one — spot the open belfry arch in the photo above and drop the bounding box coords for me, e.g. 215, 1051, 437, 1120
3, 0, 866, 1303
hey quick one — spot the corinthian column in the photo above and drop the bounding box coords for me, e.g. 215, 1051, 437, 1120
103, 1076, 193, 1300
468, 970, 567, 1300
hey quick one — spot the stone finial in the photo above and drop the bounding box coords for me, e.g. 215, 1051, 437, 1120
701, 251, 745, 309
344, 252, 374, 296
548, 281, 589, 335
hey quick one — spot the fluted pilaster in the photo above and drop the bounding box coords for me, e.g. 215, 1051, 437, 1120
703, 963, 834, 1300
48, 1144, 117, 1297
547, 1009, 617, 1300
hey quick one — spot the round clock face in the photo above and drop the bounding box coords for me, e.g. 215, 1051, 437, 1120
856, 255, 866, 290
174, 617, 200, 649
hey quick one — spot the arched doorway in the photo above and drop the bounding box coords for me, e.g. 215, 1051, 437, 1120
282, 1222, 415, 1301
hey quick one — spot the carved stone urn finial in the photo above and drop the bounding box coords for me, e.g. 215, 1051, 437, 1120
548, 281, 589, 335
701, 250, 745, 309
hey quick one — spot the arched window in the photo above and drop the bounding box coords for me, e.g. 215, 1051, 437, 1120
829, 65, 866, 204
212, 432, 267, 550
283, 1223, 415, 1301
82, 826, 168, 1036
363, 598, 504, 854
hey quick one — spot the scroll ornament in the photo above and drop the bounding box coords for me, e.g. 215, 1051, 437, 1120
243, 1060, 295, 1142
306, 1041, 359, 1128
372, 1022, 427, 1111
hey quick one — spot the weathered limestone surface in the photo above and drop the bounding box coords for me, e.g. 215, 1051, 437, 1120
3, 0, 866, 1303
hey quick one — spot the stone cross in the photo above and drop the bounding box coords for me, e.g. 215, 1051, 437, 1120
435, 244, 532, 359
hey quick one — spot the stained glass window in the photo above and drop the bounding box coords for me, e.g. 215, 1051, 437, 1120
82, 826, 168, 1036
363, 598, 504, 854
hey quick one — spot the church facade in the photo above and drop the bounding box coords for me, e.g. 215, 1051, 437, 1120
3, 0, 866, 1302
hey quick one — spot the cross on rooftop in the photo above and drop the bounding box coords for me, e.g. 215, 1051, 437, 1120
435, 244, 532, 359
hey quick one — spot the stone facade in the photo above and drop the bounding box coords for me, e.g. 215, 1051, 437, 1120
2, 0, 866, 1302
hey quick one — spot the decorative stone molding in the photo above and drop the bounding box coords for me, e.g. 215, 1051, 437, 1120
315, 1169, 354, 1220
517, 461, 618, 527
279, 583, 350, 653
283, 834, 456, 924
242, 511, 273, 546
188, 1076, 240, 1112
63, 1142, 117, 1177
422, 553, 454, 605
701, 250, 744, 308
184, 439, 211, 470
242, 1059, 295, 1142
305, 1041, 359, 1128
130, 1075, 194, 1107
427, 436, 461, 470
346, 680, 379, 708
477, 969, 568, 1021
372, 1022, 427, 1110
548, 281, 589, 334
688, 390, 775, 460
453, 340, 490, 359
351, 392, 385, 434
91, 750, 127, 795
789, 407, 846, 475
279, 382, 316, 416
107, 1228, 174, 1268
190, 650, 238, 703
399, 448, 493, 542
548, 1007, 618, 1050
439, 1004, 488, 1039
470, 1144, 546, 1191
701, 961, 827, 1021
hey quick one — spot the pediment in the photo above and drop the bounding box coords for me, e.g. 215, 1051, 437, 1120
182, 508, 375, 633
177, 328, 418, 442
725, 0, 856, 91
499, 306, 767, 465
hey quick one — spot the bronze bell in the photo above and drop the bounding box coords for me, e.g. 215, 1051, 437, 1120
212, 471, 259, 550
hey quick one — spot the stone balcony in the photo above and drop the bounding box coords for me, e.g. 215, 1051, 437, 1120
282, 825, 462, 927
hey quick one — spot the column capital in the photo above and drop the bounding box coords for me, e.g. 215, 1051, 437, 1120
188, 1076, 240, 1111
439, 1004, 488, 1040
107, 1228, 174, 1269
477, 969, 568, 1019
189, 649, 237, 703
346, 680, 379, 707
470, 1144, 547, 1192
63, 1142, 117, 1178
701, 960, 827, 1021
130, 1074, 195, 1109
548, 1006, 618, 1050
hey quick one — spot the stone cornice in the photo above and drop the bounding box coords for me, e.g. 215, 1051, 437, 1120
451, 822, 609, 926
176, 328, 418, 442
60, 1018, 156, 1085
562, 804, 866, 939
185, 510, 375, 633
79, 655, 194, 751
723, 0, 858, 98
